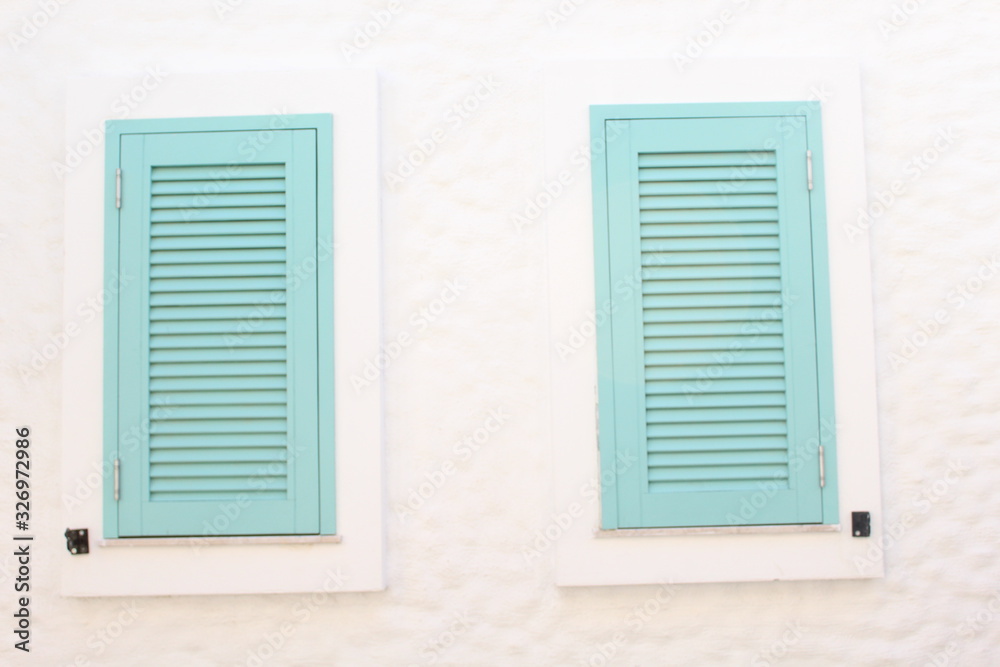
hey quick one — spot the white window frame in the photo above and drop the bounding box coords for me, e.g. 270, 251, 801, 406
61, 69, 384, 596
543, 58, 883, 585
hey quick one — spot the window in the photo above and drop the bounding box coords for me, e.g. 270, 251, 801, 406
65, 70, 381, 595
104, 114, 335, 538
591, 102, 837, 530
546, 60, 880, 585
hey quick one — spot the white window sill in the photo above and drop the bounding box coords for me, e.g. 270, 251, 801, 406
98, 535, 343, 548
596, 525, 840, 538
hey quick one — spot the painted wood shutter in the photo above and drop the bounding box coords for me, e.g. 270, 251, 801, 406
592, 103, 836, 529
107, 117, 333, 537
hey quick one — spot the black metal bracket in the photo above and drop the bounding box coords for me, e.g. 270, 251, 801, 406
851, 512, 871, 537
64, 528, 89, 555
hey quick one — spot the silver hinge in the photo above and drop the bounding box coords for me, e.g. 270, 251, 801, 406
115, 168, 122, 208
114, 458, 120, 501
594, 386, 600, 442
818, 445, 825, 488
806, 150, 814, 191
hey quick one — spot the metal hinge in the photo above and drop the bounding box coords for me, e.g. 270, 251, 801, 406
818, 445, 825, 488
806, 150, 813, 191
594, 386, 600, 442
115, 168, 122, 208
114, 458, 120, 501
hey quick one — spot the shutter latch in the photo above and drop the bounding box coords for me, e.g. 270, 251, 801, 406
806, 150, 813, 191
852, 512, 871, 537
115, 168, 122, 208
113, 458, 120, 501
64, 528, 90, 555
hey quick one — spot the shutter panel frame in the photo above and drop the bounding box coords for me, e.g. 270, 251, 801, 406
591, 103, 838, 530
103, 114, 335, 539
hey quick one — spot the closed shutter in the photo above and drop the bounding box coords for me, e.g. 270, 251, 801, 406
110, 121, 326, 537
594, 104, 835, 529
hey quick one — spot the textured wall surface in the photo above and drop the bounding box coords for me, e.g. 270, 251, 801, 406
1, 0, 998, 665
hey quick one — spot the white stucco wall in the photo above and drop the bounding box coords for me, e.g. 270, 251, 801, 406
2, 0, 998, 665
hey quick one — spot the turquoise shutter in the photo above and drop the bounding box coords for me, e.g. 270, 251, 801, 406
107, 118, 331, 537
593, 104, 836, 529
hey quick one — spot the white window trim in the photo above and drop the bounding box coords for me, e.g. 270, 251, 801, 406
62, 69, 384, 596
543, 58, 883, 585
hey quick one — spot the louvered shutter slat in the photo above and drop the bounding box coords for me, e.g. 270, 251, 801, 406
149, 433, 288, 448
151, 178, 286, 195
148, 376, 288, 391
